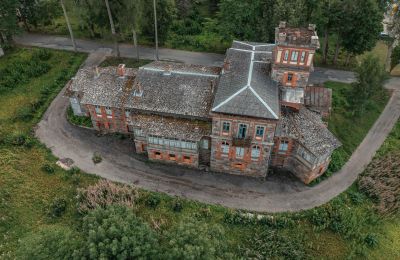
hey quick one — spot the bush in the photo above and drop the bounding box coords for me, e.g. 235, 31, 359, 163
171, 198, 183, 212
32, 48, 52, 61
48, 198, 67, 218
92, 152, 102, 164
17, 226, 83, 259
81, 206, 159, 259
364, 233, 379, 248
77, 180, 138, 213
145, 193, 162, 209
4, 132, 33, 147
41, 163, 55, 174
163, 218, 231, 259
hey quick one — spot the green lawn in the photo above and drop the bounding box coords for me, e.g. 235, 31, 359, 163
0, 48, 399, 259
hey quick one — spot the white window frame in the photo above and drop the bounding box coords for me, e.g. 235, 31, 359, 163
283, 50, 289, 61
255, 126, 265, 139
125, 109, 131, 118
238, 123, 248, 139
300, 51, 306, 63
251, 145, 260, 160
95, 105, 102, 116
236, 147, 244, 158
278, 140, 289, 154
222, 121, 230, 133
290, 51, 299, 62
105, 106, 112, 118
221, 141, 229, 155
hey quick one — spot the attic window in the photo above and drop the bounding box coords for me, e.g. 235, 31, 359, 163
163, 71, 172, 76
133, 89, 143, 97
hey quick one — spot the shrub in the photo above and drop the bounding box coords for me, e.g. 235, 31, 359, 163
364, 233, 379, 248
223, 210, 256, 225
163, 218, 231, 259
80, 206, 159, 259
171, 198, 183, 212
77, 180, 138, 213
145, 193, 162, 209
48, 198, 67, 218
41, 163, 55, 174
92, 152, 102, 164
4, 132, 32, 147
17, 226, 83, 259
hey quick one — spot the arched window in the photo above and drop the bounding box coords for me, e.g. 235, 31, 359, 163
283, 50, 289, 61
251, 145, 260, 159
221, 141, 230, 154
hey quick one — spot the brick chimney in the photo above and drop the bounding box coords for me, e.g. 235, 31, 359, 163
117, 64, 126, 77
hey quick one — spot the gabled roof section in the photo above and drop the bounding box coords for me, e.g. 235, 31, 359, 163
126, 61, 220, 119
212, 41, 279, 120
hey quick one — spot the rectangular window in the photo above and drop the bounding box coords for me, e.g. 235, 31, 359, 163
278, 140, 289, 154
221, 141, 229, 154
202, 139, 209, 149
291, 51, 299, 62
251, 146, 260, 159
125, 110, 130, 118
169, 154, 176, 161
183, 155, 191, 163
127, 125, 134, 133
287, 73, 293, 82
238, 124, 247, 139
133, 128, 143, 137
222, 122, 230, 133
255, 126, 265, 138
95, 105, 102, 115
236, 147, 244, 158
283, 50, 289, 61
300, 51, 306, 63
105, 106, 112, 116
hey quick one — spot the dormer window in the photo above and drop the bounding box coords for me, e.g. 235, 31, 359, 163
133, 89, 143, 97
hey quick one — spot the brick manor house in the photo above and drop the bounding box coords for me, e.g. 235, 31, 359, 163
66, 22, 341, 184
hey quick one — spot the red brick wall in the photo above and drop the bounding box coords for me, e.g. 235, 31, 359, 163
210, 113, 277, 177
85, 104, 129, 133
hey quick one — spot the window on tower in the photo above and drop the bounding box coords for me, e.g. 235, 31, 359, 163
283, 50, 289, 61
287, 73, 293, 82
291, 51, 299, 62
300, 51, 306, 63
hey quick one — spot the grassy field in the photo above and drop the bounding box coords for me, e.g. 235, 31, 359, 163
0, 48, 399, 259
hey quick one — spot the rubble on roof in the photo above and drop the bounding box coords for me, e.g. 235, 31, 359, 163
131, 114, 211, 141
275, 108, 341, 156
126, 61, 218, 119
77, 67, 137, 108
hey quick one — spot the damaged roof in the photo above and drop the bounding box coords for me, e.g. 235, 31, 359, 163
126, 61, 220, 120
130, 113, 211, 141
275, 108, 341, 157
74, 67, 137, 108
212, 41, 280, 120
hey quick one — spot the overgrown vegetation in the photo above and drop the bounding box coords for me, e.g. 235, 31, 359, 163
66, 106, 92, 128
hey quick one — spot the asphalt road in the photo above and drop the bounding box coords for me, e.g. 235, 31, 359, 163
15, 33, 356, 84
34, 51, 400, 212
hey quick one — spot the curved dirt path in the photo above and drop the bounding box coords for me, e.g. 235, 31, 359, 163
35, 52, 400, 212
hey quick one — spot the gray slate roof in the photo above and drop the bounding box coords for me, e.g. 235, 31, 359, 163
275, 108, 341, 157
131, 114, 211, 141
75, 67, 137, 108
126, 61, 220, 119
212, 41, 280, 120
